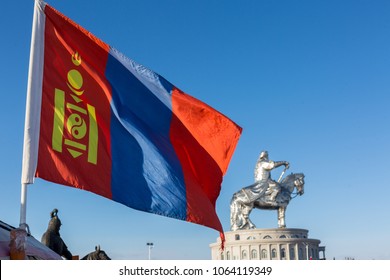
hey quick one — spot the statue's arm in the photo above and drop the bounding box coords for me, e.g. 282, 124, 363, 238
273, 161, 289, 169
262, 160, 289, 170
262, 161, 276, 170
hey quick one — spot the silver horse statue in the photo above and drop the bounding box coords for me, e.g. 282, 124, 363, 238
230, 172, 305, 231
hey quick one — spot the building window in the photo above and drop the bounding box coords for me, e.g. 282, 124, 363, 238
271, 249, 277, 259
261, 249, 267, 259
242, 250, 247, 259
263, 235, 272, 239
251, 249, 257, 259
279, 235, 287, 239
220, 252, 224, 260
290, 247, 295, 260
235, 234, 240, 241
281, 248, 286, 259
226, 251, 230, 260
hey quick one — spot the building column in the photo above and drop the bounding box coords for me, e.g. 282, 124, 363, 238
268, 244, 272, 260
286, 243, 290, 260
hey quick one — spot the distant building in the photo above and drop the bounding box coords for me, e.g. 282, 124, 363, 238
210, 228, 325, 260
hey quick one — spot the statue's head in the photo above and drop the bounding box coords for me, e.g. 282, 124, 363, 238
47, 208, 62, 233
259, 150, 269, 160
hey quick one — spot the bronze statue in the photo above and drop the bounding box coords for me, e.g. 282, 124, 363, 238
230, 151, 305, 230
81, 245, 111, 260
41, 209, 73, 260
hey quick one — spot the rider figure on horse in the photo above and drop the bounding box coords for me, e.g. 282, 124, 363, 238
41, 209, 73, 260
254, 151, 289, 204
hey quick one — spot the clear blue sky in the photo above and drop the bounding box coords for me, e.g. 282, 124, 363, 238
1, 0, 390, 260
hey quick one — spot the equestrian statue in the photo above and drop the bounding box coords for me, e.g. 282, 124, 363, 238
230, 151, 305, 231
81, 245, 111, 260
41, 209, 73, 259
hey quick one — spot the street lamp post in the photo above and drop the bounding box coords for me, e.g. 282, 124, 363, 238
146, 242, 154, 260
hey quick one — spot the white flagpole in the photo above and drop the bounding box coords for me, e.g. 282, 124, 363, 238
19, 184, 28, 230
20, 0, 46, 229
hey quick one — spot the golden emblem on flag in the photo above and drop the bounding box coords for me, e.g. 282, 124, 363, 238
52, 52, 98, 165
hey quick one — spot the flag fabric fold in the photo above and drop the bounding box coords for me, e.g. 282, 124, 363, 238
22, 0, 242, 234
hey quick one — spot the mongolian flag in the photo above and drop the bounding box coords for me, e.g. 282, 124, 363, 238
21, 0, 242, 238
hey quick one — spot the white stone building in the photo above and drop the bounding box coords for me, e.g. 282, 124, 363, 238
210, 228, 325, 260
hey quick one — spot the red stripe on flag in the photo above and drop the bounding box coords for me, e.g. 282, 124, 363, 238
170, 88, 242, 231
36, 5, 113, 199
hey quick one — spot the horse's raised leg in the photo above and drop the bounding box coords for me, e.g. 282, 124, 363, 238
277, 207, 286, 228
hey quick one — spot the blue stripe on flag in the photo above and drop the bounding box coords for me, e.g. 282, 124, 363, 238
105, 51, 187, 220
